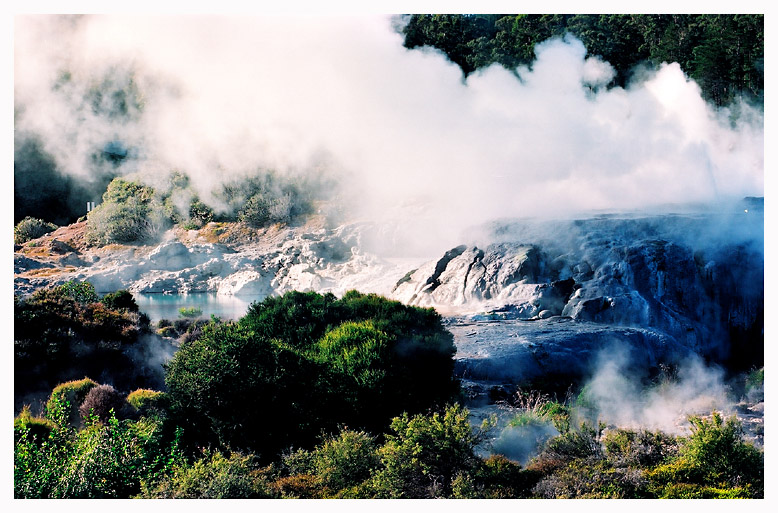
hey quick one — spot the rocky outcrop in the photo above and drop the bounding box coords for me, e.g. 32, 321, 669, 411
395, 211, 763, 368
13, 207, 763, 373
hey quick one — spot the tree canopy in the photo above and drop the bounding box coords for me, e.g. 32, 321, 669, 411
402, 14, 763, 106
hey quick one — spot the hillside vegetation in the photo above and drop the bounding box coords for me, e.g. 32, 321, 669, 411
403, 14, 763, 107
14, 284, 764, 498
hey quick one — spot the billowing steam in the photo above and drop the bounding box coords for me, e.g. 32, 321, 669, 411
14, 15, 763, 254
581, 346, 733, 434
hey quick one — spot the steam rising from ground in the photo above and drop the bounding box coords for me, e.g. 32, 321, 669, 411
583, 347, 733, 434
15, 15, 763, 254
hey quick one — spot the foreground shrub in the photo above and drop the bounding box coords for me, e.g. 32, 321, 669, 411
371, 404, 490, 498
141, 451, 271, 498
166, 291, 458, 458
533, 458, 649, 498
282, 428, 380, 497
52, 414, 145, 498
14, 216, 58, 244
603, 428, 678, 468
648, 412, 763, 497
452, 454, 540, 499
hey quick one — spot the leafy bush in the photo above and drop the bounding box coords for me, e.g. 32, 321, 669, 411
165, 291, 458, 458
79, 384, 127, 424
293, 429, 379, 495
101, 289, 139, 312
45, 378, 98, 427
371, 404, 490, 498
14, 216, 57, 244
603, 428, 678, 468
14, 406, 56, 443
533, 458, 649, 498
452, 454, 540, 499
52, 414, 146, 498
141, 451, 271, 498
648, 412, 763, 497
127, 389, 168, 416
85, 178, 169, 245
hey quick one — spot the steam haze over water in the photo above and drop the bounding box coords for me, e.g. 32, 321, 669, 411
13, 13, 764, 255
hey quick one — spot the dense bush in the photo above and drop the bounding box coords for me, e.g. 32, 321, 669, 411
14, 406, 57, 443
15, 282, 165, 405
648, 412, 763, 497
14, 216, 58, 244
141, 451, 271, 498
45, 377, 98, 427
101, 289, 139, 312
85, 178, 169, 245
282, 429, 380, 496
127, 389, 168, 416
165, 291, 458, 458
79, 384, 127, 424
371, 403, 489, 498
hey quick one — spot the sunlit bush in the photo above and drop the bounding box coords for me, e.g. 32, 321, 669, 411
85, 178, 169, 245
14, 216, 57, 244
648, 412, 763, 498
45, 378, 98, 427
371, 404, 489, 498
14, 406, 57, 443
141, 450, 271, 498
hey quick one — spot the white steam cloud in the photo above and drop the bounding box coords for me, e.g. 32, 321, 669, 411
583, 346, 734, 434
14, 15, 764, 254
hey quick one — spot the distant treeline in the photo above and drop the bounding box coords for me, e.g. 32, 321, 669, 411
402, 14, 764, 106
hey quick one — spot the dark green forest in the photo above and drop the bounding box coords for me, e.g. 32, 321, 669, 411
402, 14, 763, 106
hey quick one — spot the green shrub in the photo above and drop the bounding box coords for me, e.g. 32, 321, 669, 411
181, 198, 214, 229
127, 389, 167, 413
52, 414, 145, 498
14, 406, 56, 443
371, 404, 490, 498
649, 412, 763, 497
311, 429, 380, 493
60, 280, 99, 304
657, 482, 754, 498
14, 216, 57, 244
45, 378, 98, 427
165, 291, 458, 459
533, 458, 650, 498
453, 454, 539, 499
101, 290, 139, 312
603, 428, 678, 468
141, 451, 271, 498
85, 178, 169, 245
317, 320, 389, 389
